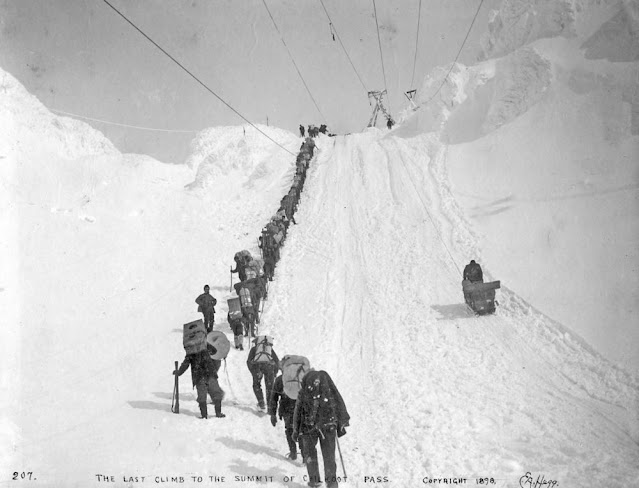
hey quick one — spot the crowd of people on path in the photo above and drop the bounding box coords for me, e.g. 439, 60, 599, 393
173, 134, 349, 487
300, 123, 331, 138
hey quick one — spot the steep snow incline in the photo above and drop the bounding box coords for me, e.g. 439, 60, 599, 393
262, 131, 639, 486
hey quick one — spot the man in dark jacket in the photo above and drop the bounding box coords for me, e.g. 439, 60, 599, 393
269, 373, 301, 460
195, 285, 217, 332
231, 255, 247, 282
299, 124, 305, 137
174, 344, 225, 419
463, 259, 483, 283
293, 370, 349, 488
246, 338, 280, 410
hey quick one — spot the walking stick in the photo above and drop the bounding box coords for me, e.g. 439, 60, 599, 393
230, 266, 233, 293
171, 360, 180, 414
336, 435, 347, 478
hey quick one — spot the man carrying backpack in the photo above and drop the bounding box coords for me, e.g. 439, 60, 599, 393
174, 343, 226, 419
269, 372, 302, 460
195, 285, 217, 333
463, 259, 483, 283
231, 254, 248, 282
293, 370, 350, 488
246, 336, 280, 410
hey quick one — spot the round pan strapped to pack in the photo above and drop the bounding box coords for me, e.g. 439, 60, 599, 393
207, 331, 230, 360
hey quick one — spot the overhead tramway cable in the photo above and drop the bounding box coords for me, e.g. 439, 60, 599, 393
100, 0, 295, 156
372, 0, 391, 117
50, 108, 199, 133
261, 0, 327, 122
423, 0, 484, 105
317, 0, 368, 94
409, 0, 423, 90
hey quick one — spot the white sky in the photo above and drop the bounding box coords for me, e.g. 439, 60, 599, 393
0, 0, 498, 164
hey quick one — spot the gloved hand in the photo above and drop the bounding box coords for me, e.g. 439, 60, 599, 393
292, 430, 299, 443
270, 415, 277, 427
172, 370, 178, 375
338, 425, 347, 437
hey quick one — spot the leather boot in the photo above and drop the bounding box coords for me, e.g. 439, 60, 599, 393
198, 402, 208, 419
214, 400, 226, 418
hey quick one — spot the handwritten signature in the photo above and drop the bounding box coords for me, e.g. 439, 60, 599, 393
519, 472, 559, 488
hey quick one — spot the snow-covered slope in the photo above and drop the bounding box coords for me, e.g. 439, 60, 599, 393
397, 0, 639, 370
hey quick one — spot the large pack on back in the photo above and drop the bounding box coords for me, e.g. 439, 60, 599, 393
247, 259, 264, 277
183, 319, 207, 354
280, 355, 311, 400
253, 335, 275, 364
227, 297, 242, 321
239, 287, 253, 308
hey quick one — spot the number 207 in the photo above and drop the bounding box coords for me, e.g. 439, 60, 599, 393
12, 472, 34, 480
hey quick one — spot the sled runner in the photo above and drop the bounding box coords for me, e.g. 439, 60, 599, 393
462, 280, 500, 315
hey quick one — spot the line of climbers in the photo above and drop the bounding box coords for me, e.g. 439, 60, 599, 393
299, 123, 334, 138
174, 133, 350, 487
226, 136, 316, 348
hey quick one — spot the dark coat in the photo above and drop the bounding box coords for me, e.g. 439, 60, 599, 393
177, 347, 221, 387
293, 370, 350, 436
231, 262, 247, 282
463, 261, 483, 283
269, 374, 296, 419
195, 292, 217, 312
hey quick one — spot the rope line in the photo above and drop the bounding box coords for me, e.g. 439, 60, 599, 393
51, 108, 199, 133
261, 0, 327, 122
424, 0, 485, 104
409, 0, 423, 89
101, 0, 295, 156
318, 0, 368, 93
372, 0, 391, 115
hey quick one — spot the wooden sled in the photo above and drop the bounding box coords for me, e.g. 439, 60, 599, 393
462, 280, 500, 315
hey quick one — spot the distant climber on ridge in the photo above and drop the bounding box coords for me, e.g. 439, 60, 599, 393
195, 285, 217, 333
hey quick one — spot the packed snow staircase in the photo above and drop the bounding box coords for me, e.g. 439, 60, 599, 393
261, 130, 639, 486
